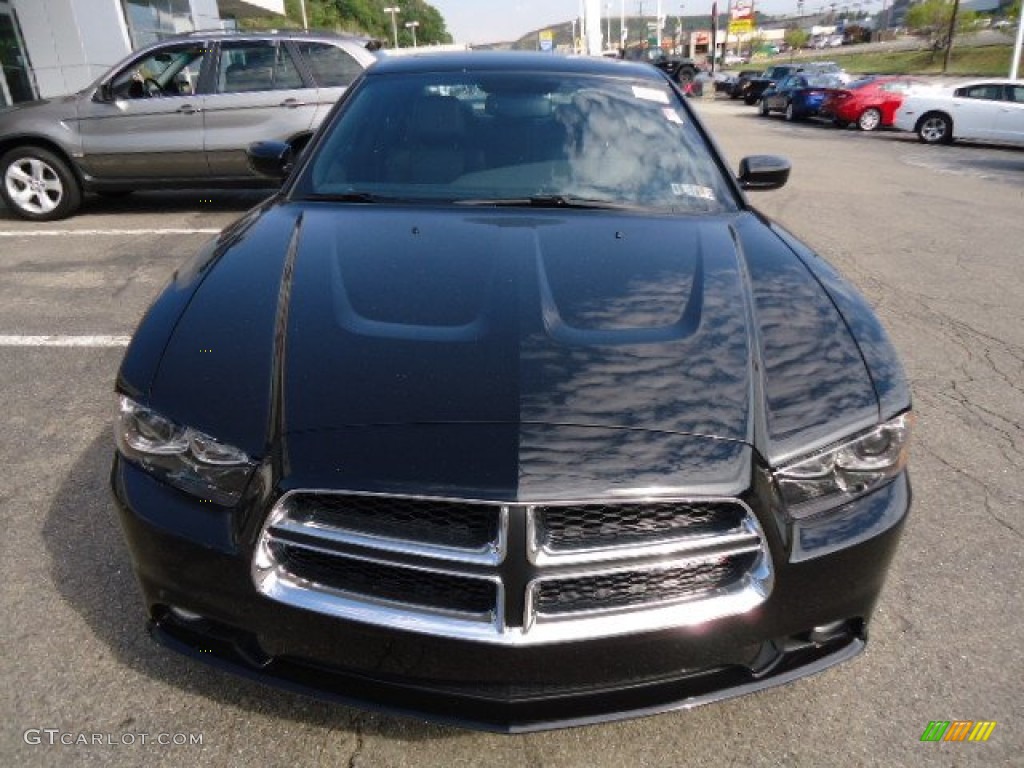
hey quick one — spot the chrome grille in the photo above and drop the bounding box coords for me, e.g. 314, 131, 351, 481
253, 491, 772, 646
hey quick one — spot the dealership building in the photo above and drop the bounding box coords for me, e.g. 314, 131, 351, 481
0, 0, 284, 106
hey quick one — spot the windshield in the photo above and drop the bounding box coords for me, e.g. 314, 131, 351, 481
805, 75, 844, 88
297, 70, 737, 214
848, 77, 879, 90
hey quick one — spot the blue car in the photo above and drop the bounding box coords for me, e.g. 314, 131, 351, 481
760, 73, 844, 121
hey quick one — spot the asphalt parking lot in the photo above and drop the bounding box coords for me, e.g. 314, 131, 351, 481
1, 101, 1022, 767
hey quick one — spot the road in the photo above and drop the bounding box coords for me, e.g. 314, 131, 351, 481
1, 103, 1022, 766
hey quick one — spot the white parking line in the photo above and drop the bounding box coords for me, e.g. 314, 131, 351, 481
0, 335, 130, 347
0, 228, 221, 237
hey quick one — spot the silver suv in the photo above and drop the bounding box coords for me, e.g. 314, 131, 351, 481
0, 30, 377, 221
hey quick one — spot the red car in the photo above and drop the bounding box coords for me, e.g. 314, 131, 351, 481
820, 76, 925, 131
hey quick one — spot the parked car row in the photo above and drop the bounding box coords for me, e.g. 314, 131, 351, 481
733, 67, 1024, 147
726, 62, 852, 106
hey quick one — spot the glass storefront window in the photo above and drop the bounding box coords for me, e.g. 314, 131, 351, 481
0, 4, 37, 105
120, 0, 195, 49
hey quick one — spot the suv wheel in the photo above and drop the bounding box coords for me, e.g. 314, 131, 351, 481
0, 147, 82, 221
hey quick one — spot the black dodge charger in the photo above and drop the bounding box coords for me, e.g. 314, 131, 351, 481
111, 52, 913, 732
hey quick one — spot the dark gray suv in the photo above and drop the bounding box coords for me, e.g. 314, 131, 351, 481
0, 30, 377, 221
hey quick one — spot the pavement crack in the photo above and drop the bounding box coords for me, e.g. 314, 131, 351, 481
346, 716, 366, 768
983, 494, 1023, 540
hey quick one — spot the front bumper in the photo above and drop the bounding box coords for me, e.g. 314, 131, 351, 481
111, 455, 909, 732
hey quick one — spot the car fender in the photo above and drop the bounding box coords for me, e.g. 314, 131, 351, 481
0, 93, 84, 167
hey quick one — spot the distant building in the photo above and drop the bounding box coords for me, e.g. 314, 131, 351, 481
0, 0, 284, 106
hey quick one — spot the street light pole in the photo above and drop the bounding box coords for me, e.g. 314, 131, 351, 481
678, 5, 684, 54
1012, 10, 1023, 79
405, 20, 420, 47
383, 6, 400, 48
620, 0, 626, 49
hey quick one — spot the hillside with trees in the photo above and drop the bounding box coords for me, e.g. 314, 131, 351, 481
246, 0, 451, 46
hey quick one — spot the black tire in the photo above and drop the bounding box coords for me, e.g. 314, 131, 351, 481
758, 99, 770, 116
857, 107, 882, 132
744, 92, 758, 106
916, 112, 953, 145
676, 67, 696, 85
0, 146, 82, 221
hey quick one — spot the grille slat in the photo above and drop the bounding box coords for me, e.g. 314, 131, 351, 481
253, 491, 772, 645
534, 552, 758, 615
271, 542, 496, 616
289, 494, 500, 552
533, 501, 748, 554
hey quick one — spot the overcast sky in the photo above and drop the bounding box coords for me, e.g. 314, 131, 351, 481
430, 1, 861, 45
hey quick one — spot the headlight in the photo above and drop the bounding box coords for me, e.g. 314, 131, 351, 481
775, 412, 913, 517
115, 395, 256, 505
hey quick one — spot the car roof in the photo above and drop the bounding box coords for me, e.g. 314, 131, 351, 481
136, 28, 377, 50
367, 51, 664, 81
957, 78, 1024, 86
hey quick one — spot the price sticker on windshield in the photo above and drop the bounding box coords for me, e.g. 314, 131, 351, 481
671, 183, 716, 201
632, 85, 670, 104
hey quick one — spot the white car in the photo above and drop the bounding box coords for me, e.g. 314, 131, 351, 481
893, 78, 1024, 145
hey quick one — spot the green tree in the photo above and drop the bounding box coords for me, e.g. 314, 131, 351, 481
784, 27, 809, 58
258, 0, 451, 46
393, 0, 452, 46
906, 0, 977, 55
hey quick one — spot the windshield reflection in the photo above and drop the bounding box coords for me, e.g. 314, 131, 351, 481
301, 71, 737, 213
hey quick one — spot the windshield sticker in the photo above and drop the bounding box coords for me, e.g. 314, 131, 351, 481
671, 183, 716, 201
662, 108, 684, 125
632, 85, 670, 104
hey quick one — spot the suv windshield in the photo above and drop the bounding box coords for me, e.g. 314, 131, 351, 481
297, 71, 737, 214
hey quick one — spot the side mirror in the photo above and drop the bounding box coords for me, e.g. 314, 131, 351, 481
738, 155, 791, 191
97, 82, 114, 102
247, 141, 294, 180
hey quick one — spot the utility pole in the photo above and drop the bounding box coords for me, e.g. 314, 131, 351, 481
722, 0, 731, 65
941, 0, 961, 73
383, 6, 400, 48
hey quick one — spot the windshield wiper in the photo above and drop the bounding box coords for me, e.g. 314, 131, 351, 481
302, 192, 396, 203
455, 195, 640, 211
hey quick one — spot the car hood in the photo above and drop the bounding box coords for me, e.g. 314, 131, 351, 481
146, 203, 884, 470
0, 93, 79, 122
